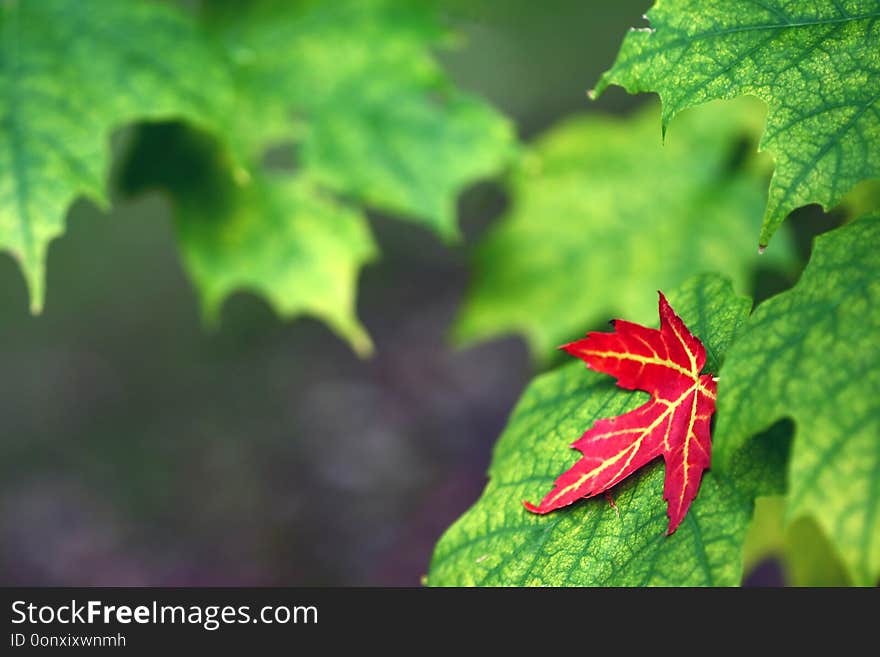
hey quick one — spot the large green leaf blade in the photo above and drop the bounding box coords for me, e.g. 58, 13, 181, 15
0, 0, 229, 310
455, 99, 795, 361
429, 275, 786, 586
593, 0, 880, 246
714, 215, 880, 586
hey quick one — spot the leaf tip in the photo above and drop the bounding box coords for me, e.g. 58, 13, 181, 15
757, 244, 767, 255
588, 70, 614, 102
559, 339, 586, 361
522, 499, 542, 514
330, 317, 375, 359
666, 512, 683, 536
657, 289, 671, 313
28, 289, 44, 315
350, 330, 375, 359
20, 260, 47, 316
438, 221, 463, 246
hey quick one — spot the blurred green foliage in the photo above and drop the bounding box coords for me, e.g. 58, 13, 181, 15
1, 0, 515, 350
454, 98, 795, 361
122, 125, 378, 354
203, 0, 516, 237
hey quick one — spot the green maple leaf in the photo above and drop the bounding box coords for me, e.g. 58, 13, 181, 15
455, 98, 795, 361
0, 0, 229, 311
429, 275, 787, 586
592, 0, 880, 247
714, 214, 880, 586
121, 124, 376, 355
206, 0, 515, 239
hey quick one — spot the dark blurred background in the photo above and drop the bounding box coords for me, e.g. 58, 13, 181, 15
0, 0, 825, 586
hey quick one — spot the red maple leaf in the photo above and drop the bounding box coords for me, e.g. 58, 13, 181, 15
524, 292, 717, 534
